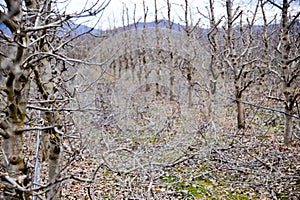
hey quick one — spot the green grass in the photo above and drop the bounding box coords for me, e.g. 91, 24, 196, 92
162, 174, 253, 199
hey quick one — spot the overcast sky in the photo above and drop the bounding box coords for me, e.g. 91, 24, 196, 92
62, 0, 210, 29
62, 0, 300, 30
1, 0, 299, 30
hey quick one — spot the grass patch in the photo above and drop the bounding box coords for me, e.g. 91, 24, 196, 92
162, 174, 253, 199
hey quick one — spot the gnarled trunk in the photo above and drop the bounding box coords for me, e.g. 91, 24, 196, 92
1, 60, 31, 199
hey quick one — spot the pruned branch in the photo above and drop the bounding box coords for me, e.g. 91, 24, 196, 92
287, 55, 300, 65
267, 95, 285, 102
1, 174, 30, 193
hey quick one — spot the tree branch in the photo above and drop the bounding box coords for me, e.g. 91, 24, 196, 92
266, 0, 283, 9
0, 129, 9, 139
1, 174, 30, 193
288, 11, 300, 30
0, 11, 18, 33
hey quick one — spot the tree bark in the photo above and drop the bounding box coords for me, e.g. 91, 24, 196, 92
0, 2, 30, 196
283, 110, 292, 146
1, 62, 31, 200
31, 2, 62, 197
281, 0, 294, 146
236, 92, 245, 129
187, 72, 193, 108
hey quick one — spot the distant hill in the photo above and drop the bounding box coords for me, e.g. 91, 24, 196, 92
131, 20, 185, 31
63, 22, 103, 35
3, 19, 298, 38
0, 21, 102, 37
0, 19, 190, 37
106, 19, 186, 34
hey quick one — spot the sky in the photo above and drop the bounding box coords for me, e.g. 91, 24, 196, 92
0, 0, 299, 30
60, 0, 208, 29
61, 0, 300, 30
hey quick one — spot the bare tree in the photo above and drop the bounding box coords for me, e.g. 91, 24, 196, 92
166, 0, 176, 101
204, 0, 224, 115
154, 0, 162, 96
263, 0, 300, 145
184, 0, 194, 107
0, 0, 109, 199
221, 0, 260, 129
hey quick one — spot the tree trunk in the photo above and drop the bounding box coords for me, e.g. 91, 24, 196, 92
45, 114, 62, 200
48, 131, 61, 200
281, 0, 293, 146
170, 70, 175, 101
156, 81, 161, 96
1, 34, 30, 199
1, 75, 30, 199
236, 92, 245, 129
154, 0, 161, 97
33, 46, 62, 199
118, 59, 122, 79
208, 79, 217, 115
2, 128, 28, 199
187, 72, 193, 108
283, 84, 293, 146
283, 110, 292, 146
